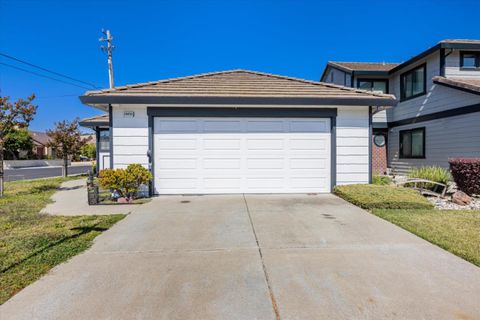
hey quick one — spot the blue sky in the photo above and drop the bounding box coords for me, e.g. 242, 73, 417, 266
1, 0, 479, 131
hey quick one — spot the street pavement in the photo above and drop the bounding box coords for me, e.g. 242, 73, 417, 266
4, 165, 92, 181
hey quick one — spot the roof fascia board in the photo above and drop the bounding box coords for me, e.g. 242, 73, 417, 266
80, 95, 396, 107
441, 43, 480, 50
389, 44, 440, 74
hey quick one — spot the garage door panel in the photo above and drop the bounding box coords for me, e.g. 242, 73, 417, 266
290, 158, 327, 169
247, 158, 284, 169
157, 158, 197, 169
203, 120, 242, 132
289, 120, 329, 132
247, 139, 285, 150
203, 139, 241, 150
157, 120, 198, 133
204, 178, 242, 189
246, 120, 284, 132
203, 158, 241, 169
154, 117, 331, 194
156, 139, 197, 150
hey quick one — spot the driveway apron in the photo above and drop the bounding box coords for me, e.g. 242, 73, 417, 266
1, 194, 479, 320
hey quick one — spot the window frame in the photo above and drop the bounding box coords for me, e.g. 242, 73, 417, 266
460, 51, 480, 70
98, 129, 110, 152
356, 78, 389, 94
399, 127, 426, 159
400, 63, 427, 102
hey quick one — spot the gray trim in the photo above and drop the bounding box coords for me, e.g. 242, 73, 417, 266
330, 117, 337, 190
368, 106, 373, 183
108, 104, 113, 169
389, 102, 480, 128
147, 107, 338, 118
148, 107, 338, 194
439, 47, 446, 77
79, 120, 109, 128
147, 115, 154, 197
81, 95, 396, 107
95, 128, 100, 175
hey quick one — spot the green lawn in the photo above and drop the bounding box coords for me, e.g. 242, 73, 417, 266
0, 177, 125, 305
334, 184, 480, 267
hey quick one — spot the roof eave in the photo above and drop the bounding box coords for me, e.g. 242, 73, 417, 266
80, 94, 397, 107
433, 77, 480, 95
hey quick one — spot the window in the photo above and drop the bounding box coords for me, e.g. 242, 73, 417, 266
373, 134, 386, 147
98, 130, 110, 151
357, 79, 388, 93
460, 51, 480, 69
399, 127, 425, 158
400, 64, 426, 101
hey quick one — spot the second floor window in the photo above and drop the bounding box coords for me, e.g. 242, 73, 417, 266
400, 64, 426, 101
460, 51, 480, 69
357, 79, 388, 93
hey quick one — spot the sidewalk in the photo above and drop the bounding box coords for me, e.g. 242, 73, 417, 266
41, 179, 141, 216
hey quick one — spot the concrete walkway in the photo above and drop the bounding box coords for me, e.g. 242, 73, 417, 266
2, 194, 480, 319
41, 179, 141, 216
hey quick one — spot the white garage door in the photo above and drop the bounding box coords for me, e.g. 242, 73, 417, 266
153, 117, 331, 194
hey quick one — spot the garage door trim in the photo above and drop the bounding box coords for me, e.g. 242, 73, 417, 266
147, 107, 337, 195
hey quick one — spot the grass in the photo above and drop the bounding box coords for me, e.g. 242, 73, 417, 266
0, 177, 125, 305
334, 184, 433, 210
373, 209, 480, 266
335, 184, 480, 267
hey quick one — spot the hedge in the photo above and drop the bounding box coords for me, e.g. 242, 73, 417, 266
449, 158, 480, 195
334, 184, 433, 210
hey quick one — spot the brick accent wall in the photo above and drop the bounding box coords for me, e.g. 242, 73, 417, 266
372, 132, 388, 174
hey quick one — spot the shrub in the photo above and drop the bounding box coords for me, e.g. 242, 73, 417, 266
372, 174, 392, 185
98, 164, 152, 199
407, 166, 451, 191
334, 184, 433, 210
449, 158, 480, 195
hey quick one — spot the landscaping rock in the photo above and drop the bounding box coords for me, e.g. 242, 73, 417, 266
452, 191, 472, 206
427, 195, 480, 210
117, 197, 131, 204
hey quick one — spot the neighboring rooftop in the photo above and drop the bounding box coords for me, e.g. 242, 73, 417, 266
327, 61, 400, 72
79, 114, 109, 128
29, 131, 51, 146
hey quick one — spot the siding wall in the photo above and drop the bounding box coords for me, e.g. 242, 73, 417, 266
336, 106, 370, 184
388, 111, 480, 175
445, 49, 480, 78
111, 104, 370, 188
326, 67, 351, 86
386, 52, 480, 121
112, 104, 149, 169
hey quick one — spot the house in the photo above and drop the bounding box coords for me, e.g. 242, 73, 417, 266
79, 114, 110, 170
30, 131, 54, 159
80, 69, 396, 194
320, 39, 480, 175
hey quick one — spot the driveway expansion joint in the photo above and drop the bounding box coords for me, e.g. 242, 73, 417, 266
243, 194, 282, 320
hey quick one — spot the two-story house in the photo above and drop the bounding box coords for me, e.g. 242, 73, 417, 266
321, 39, 480, 175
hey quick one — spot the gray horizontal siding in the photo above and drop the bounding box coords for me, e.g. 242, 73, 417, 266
388, 111, 480, 175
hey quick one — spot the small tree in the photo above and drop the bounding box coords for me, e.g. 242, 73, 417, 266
80, 143, 96, 160
0, 95, 37, 196
3, 128, 34, 160
46, 119, 91, 177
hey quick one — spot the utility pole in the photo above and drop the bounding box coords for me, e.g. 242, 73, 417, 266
100, 29, 115, 88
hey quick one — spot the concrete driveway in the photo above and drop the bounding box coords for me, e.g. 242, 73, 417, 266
1, 194, 479, 319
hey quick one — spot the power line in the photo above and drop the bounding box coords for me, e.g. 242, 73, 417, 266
0, 52, 100, 89
0, 62, 93, 90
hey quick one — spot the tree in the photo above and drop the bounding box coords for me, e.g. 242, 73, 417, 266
46, 119, 91, 177
3, 128, 34, 160
80, 143, 96, 160
0, 95, 37, 196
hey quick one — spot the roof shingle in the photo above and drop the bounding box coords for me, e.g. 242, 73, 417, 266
84, 69, 394, 99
